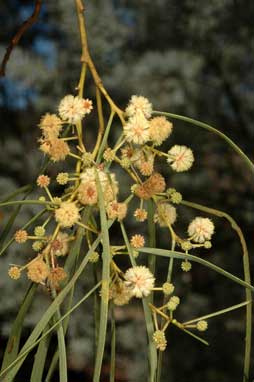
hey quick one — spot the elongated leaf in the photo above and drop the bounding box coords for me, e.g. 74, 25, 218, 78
30, 327, 52, 382
120, 223, 157, 382
110, 307, 116, 382
139, 247, 254, 293
93, 172, 111, 382
1, 284, 37, 373
183, 300, 250, 325
1, 235, 102, 381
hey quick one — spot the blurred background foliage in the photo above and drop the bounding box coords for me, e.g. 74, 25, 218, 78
0, 0, 254, 381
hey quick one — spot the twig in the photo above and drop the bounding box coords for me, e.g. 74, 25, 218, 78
0, 0, 42, 77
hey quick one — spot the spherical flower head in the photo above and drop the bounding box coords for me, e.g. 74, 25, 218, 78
120, 158, 131, 169
134, 208, 148, 222
153, 330, 167, 351
149, 116, 173, 146
106, 201, 127, 221
204, 240, 212, 249
188, 217, 215, 243
89, 251, 100, 263
146, 173, 166, 195
139, 161, 154, 176
39, 113, 62, 139
123, 111, 150, 145
78, 182, 98, 205
135, 173, 166, 200
14, 229, 28, 243
37, 174, 50, 188
124, 265, 155, 298
135, 151, 154, 176
8, 266, 21, 280
58, 95, 87, 124
27, 258, 49, 283
125, 95, 153, 119
82, 152, 94, 167
170, 191, 182, 204
181, 260, 192, 272
167, 295, 180, 311
83, 98, 93, 114
48, 138, 70, 162
32, 241, 44, 252
55, 202, 80, 228
167, 145, 194, 172
162, 282, 175, 295
103, 148, 115, 162
197, 320, 208, 332
34, 226, 45, 237
57, 172, 69, 185
50, 232, 69, 256
181, 241, 193, 251
154, 203, 177, 227
80, 168, 119, 203
48, 267, 67, 288
110, 280, 132, 306
130, 234, 145, 248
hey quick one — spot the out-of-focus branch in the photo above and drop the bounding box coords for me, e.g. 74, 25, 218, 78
0, 0, 42, 77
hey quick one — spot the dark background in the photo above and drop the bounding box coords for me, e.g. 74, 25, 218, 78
0, 1, 254, 381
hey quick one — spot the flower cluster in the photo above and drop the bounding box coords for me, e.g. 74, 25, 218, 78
9, 93, 216, 358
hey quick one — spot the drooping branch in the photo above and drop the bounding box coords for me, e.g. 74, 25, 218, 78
0, 0, 42, 77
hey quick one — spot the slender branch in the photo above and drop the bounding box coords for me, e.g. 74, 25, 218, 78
75, 0, 125, 125
0, 0, 42, 77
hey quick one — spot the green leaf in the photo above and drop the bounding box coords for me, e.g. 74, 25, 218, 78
139, 247, 254, 293
1, 282, 101, 381
0, 235, 102, 381
93, 171, 111, 382
1, 284, 37, 373
120, 222, 157, 382
30, 327, 52, 382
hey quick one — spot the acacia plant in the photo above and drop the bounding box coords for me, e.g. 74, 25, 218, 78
0, 1, 253, 382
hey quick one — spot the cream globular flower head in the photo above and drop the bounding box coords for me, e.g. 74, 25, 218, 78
50, 232, 69, 256
56, 172, 69, 185
80, 167, 119, 204
8, 266, 21, 280
27, 258, 49, 283
197, 320, 208, 331
124, 265, 155, 298
78, 182, 98, 205
153, 330, 167, 351
167, 145, 194, 172
125, 95, 153, 119
134, 208, 148, 222
39, 113, 62, 139
106, 201, 127, 221
110, 280, 133, 306
37, 174, 50, 188
130, 234, 145, 248
187, 217, 215, 243
55, 201, 80, 228
47, 138, 70, 162
14, 229, 28, 243
154, 203, 177, 227
149, 116, 173, 146
123, 111, 150, 145
58, 95, 92, 124
48, 267, 67, 288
